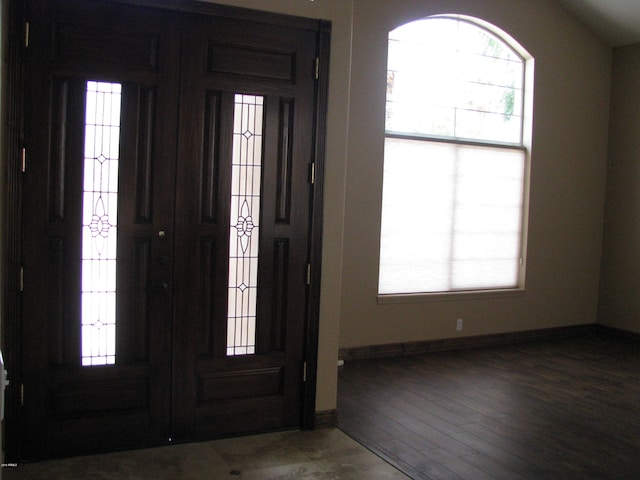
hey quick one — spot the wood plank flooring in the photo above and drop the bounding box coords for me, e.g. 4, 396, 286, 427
337, 333, 640, 480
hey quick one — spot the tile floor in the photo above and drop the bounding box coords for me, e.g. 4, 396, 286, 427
3, 429, 410, 480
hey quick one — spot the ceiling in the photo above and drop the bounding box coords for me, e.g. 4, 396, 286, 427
555, 0, 640, 46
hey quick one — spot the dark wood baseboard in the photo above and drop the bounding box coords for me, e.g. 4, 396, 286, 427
594, 324, 640, 341
339, 324, 603, 361
313, 409, 338, 429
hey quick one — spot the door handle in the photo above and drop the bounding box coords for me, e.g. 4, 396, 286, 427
153, 281, 169, 296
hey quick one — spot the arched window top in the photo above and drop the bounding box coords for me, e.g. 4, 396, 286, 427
386, 15, 528, 144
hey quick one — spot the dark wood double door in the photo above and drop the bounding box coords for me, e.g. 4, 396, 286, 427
19, 0, 327, 459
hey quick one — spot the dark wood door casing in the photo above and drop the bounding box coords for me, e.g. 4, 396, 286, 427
10, 0, 330, 461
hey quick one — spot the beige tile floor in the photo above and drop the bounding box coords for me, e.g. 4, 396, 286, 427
3, 429, 410, 480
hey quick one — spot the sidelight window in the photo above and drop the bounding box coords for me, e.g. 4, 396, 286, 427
81, 81, 122, 366
227, 94, 263, 356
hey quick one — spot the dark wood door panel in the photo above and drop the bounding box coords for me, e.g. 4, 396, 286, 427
194, 396, 286, 438
22, 0, 181, 458
197, 366, 283, 402
170, 15, 316, 440
33, 0, 180, 79
203, 16, 300, 84
48, 377, 149, 417
207, 44, 296, 83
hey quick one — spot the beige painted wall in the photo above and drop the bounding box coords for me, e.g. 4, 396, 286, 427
340, 0, 611, 348
598, 44, 640, 334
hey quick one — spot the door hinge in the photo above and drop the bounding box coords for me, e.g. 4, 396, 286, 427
21, 147, 26, 173
306, 264, 311, 285
19, 266, 24, 292
314, 57, 319, 80
309, 162, 316, 185
25, 22, 30, 48
303, 361, 307, 382
20, 383, 24, 407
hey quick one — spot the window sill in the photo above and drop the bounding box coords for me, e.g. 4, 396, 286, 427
377, 288, 526, 304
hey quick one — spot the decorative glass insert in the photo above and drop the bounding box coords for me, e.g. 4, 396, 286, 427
81, 81, 122, 366
227, 94, 263, 356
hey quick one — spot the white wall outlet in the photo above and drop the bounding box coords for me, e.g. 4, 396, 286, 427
456, 318, 463, 331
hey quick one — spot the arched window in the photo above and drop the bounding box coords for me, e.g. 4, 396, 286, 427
379, 15, 532, 295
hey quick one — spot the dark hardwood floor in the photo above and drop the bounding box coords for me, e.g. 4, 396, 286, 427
337, 332, 640, 480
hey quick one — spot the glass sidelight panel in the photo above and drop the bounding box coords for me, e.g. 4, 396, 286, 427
227, 94, 264, 356
81, 81, 122, 366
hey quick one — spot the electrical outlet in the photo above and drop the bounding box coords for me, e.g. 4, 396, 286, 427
456, 318, 463, 331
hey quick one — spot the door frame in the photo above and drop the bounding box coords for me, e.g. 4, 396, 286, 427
2, 0, 330, 461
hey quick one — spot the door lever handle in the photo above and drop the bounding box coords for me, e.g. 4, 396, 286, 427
153, 281, 169, 296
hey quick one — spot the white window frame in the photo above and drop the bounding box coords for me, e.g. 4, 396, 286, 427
378, 15, 534, 302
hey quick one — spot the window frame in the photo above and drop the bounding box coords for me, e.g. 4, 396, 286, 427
378, 14, 533, 303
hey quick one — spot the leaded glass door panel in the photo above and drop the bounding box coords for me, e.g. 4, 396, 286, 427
19, 0, 325, 460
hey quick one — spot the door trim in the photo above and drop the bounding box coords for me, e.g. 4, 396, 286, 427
3, 0, 330, 461
303, 18, 331, 429
3, 0, 27, 462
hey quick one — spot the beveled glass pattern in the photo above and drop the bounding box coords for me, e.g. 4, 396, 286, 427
81, 81, 121, 366
227, 94, 263, 356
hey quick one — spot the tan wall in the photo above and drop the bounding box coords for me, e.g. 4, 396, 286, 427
340, 0, 611, 348
598, 44, 640, 334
